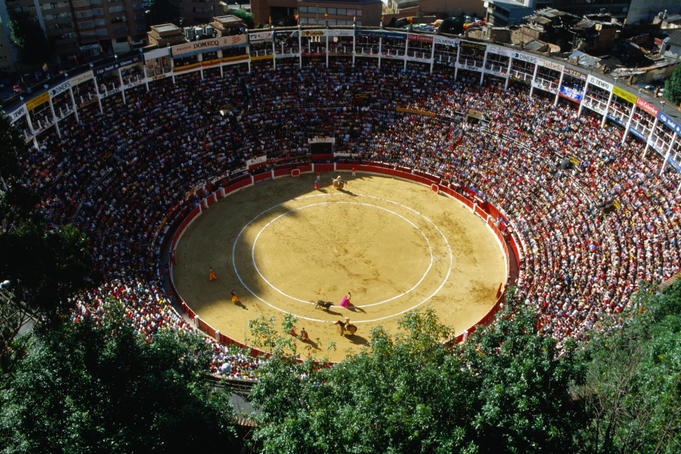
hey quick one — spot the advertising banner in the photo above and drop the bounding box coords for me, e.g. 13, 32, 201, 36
511, 52, 537, 64
612, 85, 636, 104
69, 70, 94, 87
49, 80, 71, 98
249, 31, 273, 42
537, 57, 563, 72
559, 85, 584, 102
563, 68, 586, 80
327, 29, 354, 37
407, 33, 433, 43
172, 34, 247, 57
302, 29, 325, 37
8, 104, 27, 123
93, 60, 120, 77
586, 74, 613, 92
433, 36, 458, 47
357, 30, 406, 40
658, 111, 681, 136
25, 91, 50, 111
459, 40, 486, 50
246, 155, 267, 168
635, 97, 658, 117
486, 45, 512, 57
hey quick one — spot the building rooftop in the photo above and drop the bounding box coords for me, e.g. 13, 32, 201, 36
152, 23, 182, 35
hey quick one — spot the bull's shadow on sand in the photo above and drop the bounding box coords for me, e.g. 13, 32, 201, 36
346, 334, 368, 345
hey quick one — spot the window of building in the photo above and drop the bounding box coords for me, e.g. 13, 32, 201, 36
327, 7, 336, 15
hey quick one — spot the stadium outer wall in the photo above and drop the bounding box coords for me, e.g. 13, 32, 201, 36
163, 160, 522, 358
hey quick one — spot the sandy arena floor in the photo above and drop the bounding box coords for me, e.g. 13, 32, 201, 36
173, 173, 507, 362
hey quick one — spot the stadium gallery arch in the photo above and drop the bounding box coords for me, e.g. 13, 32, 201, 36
4, 27, 681, 180
162, 161, 519, 360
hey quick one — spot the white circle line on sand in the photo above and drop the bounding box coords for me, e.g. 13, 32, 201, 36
250, 201, 434, 307
231, 191, 453, 323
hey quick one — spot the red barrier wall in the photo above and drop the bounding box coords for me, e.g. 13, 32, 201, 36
315, 163, 333, 172
253, 172, 271, 184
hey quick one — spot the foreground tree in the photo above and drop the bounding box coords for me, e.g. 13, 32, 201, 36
146, 0, 180, 27
0, 114, 94, 372
664, 63, 681, 106
576, 280, 681, 453
249, 297, 587, 454
8, 11, 51, 66
0, 300, 239, 453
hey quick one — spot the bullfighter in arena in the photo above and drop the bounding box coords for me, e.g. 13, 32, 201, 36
209, 267, 217, 281
339, 292, 351, 308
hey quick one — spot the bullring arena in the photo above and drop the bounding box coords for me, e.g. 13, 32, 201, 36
6, 28, 681, 376
172, 171, 507, 361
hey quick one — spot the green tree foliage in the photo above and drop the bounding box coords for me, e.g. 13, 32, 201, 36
0, 113, 26, 185
249, 301, 586, 454
576, 280, 681, 453
230, 9, 254, 29
664, 63, 681, 106
147, 0, 180, 27
0, 223, 93, 321
0, 300, 239, 452
8, 11, 51, 66
0, 113, 93, 372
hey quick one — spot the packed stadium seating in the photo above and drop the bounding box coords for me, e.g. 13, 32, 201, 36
14, 58, 681, 376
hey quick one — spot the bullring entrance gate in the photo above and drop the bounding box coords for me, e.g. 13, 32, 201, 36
4, 25, 681, 184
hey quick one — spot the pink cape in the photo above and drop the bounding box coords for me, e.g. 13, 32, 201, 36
339, 295, 350, 308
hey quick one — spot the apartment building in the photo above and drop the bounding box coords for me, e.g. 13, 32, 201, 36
71, 0, 146, 56
251, 0, 381, 27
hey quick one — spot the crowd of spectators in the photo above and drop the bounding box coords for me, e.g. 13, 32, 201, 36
17, 58, 681, 373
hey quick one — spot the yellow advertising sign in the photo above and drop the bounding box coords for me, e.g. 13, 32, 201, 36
25, 91, 50, 111
612, 86, 636, 104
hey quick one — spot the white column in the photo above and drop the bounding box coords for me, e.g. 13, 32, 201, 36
171, 56, 176, 84
143, 65, 150, 92
378, 37, 382, 70
503, 57, 512, 90
403, 37, 408, 71
621, 102, 637, 145
24, 108, 35, 135
93, 79, 104, 113
454, 44, 460, 79
600, 91, 614, 128
48, 97, 60, 138
429, 38, 435, 74
68, 85, 79, 123
298, 26, 303, 68
577, 80, 589, 116
660, 133, 676, 176
479, 49, 487, 85
218, 50, 224, 77
272, 36, 277, 70
529, 63, 539, 97
198, 54, 204, 80
247, 41, 252, 73
352, 24, 356, 67
553, 66, 564, 106
642, 116, 658, 158
118, 66, 126, 104
325, 32, 329, 68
